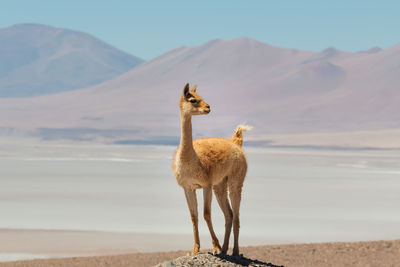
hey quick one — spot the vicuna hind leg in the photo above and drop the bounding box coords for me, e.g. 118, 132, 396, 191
203, 186, 221, 254
228, 177, 244, 256
184, 188, 200, 254
213, 178, 233, 254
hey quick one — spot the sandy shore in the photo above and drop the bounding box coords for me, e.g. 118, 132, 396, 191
1, 239, 399, 267
0, 229, 200, 260
0, 229, 284, 261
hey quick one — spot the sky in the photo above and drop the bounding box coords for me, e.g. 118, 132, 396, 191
1, 0, 400, 60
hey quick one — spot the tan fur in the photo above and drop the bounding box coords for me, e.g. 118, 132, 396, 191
232, 125, 253, 147
172, 83, 251, 256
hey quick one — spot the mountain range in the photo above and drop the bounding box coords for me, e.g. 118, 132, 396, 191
0, 24, 399, 144
0, 24, 143, 97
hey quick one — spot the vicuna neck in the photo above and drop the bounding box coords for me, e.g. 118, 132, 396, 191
179, 112, 195, 157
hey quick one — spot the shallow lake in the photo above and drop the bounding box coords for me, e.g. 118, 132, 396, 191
1, 140, 399, 244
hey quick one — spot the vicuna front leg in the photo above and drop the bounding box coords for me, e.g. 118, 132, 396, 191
203, 186, 221, 254
184, 188, 200, 254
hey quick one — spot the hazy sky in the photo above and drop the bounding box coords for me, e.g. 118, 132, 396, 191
1, 0, 399, 59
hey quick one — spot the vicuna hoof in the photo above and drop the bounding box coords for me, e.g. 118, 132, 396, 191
212, 246, 222, 255
187, 248, 200, 255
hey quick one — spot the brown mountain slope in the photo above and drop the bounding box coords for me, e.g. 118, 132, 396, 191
0, 38, 398, 141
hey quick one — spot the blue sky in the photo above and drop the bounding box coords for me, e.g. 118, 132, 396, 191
1, 0, 399, 59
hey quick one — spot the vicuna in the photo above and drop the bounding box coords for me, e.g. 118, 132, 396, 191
172, 83, 251, 256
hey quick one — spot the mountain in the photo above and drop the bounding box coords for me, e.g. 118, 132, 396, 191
0, 23, 143, 97
0, 37, 399, 143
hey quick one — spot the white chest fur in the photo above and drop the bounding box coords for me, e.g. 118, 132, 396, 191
173, 151, 207, 189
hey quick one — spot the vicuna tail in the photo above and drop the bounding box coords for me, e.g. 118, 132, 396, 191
232, 125, 253, 147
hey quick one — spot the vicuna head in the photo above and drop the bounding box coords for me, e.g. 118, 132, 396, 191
180, 83, 210, 116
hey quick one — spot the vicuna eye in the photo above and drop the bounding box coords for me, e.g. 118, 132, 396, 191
189, 99, 197, 103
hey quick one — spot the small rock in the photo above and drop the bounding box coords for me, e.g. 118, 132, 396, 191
307, 248, 316, 254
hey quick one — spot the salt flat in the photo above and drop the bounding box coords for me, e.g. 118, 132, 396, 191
0, 138, 399, 261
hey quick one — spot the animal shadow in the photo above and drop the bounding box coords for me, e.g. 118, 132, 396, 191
211, 252, 284, 267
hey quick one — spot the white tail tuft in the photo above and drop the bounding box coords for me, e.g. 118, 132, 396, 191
237, 125, 253, 132
232, 125, 253, 147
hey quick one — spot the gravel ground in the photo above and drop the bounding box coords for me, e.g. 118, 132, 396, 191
155, 253, 283, 267
1, 239, 399, 267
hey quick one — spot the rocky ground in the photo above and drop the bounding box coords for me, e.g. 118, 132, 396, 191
155, 253, 282, 267
1, 239, 399, 267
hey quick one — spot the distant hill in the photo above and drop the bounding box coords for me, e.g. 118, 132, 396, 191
0, 37, 399, 143
0, 23, 143, 97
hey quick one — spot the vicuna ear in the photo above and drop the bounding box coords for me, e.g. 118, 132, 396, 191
183, 83, 190, 98
191, 84, 197, 93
